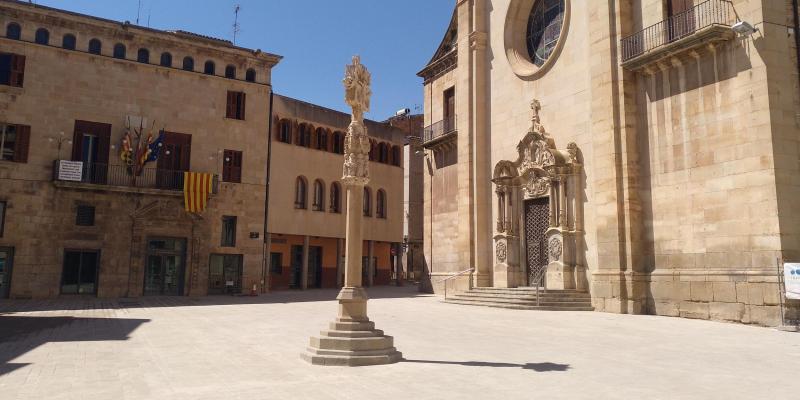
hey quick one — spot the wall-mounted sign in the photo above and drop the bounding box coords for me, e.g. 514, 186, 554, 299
56, 160, 83, 182
785, 263, 800, 300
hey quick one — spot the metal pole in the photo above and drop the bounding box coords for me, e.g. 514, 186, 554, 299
777, 257, 786, 327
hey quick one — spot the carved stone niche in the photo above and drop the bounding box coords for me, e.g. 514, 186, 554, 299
491, 100, 585, 291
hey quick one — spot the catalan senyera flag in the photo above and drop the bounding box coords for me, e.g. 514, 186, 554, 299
183, 172, 214, 213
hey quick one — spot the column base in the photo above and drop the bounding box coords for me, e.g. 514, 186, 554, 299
302, 287, 402, 366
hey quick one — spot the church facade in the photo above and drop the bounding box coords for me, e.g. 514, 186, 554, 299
419, 0, 800, 325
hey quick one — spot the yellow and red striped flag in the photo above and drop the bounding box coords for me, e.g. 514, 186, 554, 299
183, 172, 214, 213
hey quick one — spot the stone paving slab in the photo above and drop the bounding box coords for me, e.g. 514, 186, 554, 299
0, 286, 798, 400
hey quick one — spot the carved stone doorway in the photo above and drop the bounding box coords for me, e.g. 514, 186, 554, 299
524, 198, 549, 287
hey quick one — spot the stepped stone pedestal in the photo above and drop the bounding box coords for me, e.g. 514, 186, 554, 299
302, 287, 402, 366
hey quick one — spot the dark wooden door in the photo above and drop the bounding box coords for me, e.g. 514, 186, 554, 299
72, 120, 111, 184
0, 247, 13, 299
524, 198, 550, 287
156, 131, 191, 190
443, 88, 455, 131
667, 0, 695, 42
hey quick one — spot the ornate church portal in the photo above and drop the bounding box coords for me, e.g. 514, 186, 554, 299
492, 100, 586, 291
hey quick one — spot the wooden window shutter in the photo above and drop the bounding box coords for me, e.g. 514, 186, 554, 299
234, 151, 242, 183
222, 150, 232, 182
10, 54, 25, 87
239, 92, 246, 120
14, 124, 30, 163
226, 91, 236, 119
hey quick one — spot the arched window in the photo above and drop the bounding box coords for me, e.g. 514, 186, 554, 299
297, 124, 311, 147
391, 146, 401, 166
277, 120, 292, 143
182, 56, 194, 71
160, 52, 172, 67
294, 177, 307, 209
137, 48, 150, 63
113, 43, 126, 59
369, 140, 377, 161
204, 60, 215, 75
332, 132, 344, 154
88, 38, 102, 55
316, 128, 328, 151
330, 182, 341, 213
6, 23, 21, 40
35, 28, 49, 45
378, 143, 389, 163
376, 189, 387, 219
225, 65, 236, 79
245, 68, 256, 82
363, 187, 372, 217
313, 180, 325, 211
526, 0, 565, 67
62, 34, 76, 50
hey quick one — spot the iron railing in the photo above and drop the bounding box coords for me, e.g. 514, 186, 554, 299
621, 0, 735, 62
53, 161, 218, 193
531, 267, 548, 307
437, 268, 474, 300
423, 115, 457, 143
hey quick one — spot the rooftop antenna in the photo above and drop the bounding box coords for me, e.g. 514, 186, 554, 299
136, 0, 142, 25
147, 7, 151, 27
233, 4, 241, 45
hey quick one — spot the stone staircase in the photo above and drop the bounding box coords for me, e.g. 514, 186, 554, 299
444, 287, 594, 311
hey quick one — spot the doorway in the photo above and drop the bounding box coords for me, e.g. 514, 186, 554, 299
156, 131, 192, 190
144, 238, 186, 296
72, 120, 111, 184
307, 246, 322, 289
290, 245, 303, 288
61, 250, 99, 295
208, 254, 243, 295
524, 198, 550, 287
0, 247, 13, 298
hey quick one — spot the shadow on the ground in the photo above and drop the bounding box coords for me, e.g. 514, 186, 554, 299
0, 285, 431, 314
0, 316, 149, 377
403, 359, 570, 372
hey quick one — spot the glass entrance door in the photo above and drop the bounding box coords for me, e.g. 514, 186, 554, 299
61, 250, 99, 295
144, 238, 186, 296
208, 254, 243, 295
0, 247, 13, 299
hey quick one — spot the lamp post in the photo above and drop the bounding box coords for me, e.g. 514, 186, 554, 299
301, 56, 402, 366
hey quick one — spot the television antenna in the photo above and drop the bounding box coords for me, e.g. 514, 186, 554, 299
233, 4, 241, 45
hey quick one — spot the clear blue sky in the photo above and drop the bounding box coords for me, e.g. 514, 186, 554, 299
34, 0, 453, 120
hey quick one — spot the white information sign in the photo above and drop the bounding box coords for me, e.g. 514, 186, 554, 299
785, 263, 800, 300
57, 160, 83, 182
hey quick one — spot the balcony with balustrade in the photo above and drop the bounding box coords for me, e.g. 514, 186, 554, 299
620, 0, 737, 71
52, 160, 219, 196
422, 115, 456, 149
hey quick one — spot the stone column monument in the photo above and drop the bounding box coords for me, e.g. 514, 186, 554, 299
301, 56, 402, 366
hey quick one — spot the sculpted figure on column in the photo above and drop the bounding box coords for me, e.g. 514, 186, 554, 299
342, 55, 372, 185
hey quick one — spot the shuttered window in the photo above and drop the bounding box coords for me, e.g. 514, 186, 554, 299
75, 205, 95, 226
226, 91, 246, 120
0, 53, 25, 87
222, 149, 242, 183
0, 123, 30, 163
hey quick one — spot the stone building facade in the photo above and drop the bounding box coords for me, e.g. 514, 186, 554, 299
0, 0, 280, 298
267, 95, 405, 290
419, 0, 800, 325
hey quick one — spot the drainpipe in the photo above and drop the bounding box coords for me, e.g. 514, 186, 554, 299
793, 0, 800, 103
262, 89, 275, 293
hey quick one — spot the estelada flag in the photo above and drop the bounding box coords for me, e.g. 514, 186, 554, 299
184, 172, 214, 213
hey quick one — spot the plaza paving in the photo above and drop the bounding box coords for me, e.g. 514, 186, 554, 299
0, 285, 798, 400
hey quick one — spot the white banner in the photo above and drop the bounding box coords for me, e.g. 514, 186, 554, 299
56, 160, 83, 182
785, 263, 800, 300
